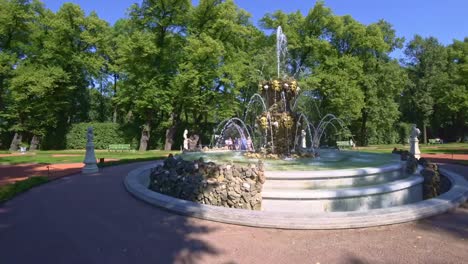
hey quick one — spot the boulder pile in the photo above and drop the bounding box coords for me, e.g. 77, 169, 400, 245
149, 155, 265, 210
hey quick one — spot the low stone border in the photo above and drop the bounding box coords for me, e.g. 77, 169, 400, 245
124, 163, 468, 229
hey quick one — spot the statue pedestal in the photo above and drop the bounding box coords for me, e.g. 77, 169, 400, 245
410, 138, 421, 159
82, 142, 98, 174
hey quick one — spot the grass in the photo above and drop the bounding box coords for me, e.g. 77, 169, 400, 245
0, 176, 49, 203
0, 143, 466, 166
357, 142, 468, 166
0, 150, 179, 165
357, 142, 468, 154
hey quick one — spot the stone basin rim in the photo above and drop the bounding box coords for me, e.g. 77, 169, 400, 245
265, 162, 404, 180
124, 162, 468, 229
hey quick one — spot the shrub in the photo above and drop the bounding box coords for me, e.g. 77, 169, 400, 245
66, 122, 129, 149
398, 122, 413, 145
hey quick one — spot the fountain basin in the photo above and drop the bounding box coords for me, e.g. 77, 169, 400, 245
262, 174, 423, 212
124, 163, 468, 229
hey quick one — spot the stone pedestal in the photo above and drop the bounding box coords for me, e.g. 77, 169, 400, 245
82, 127, 99, 174
410, 138, 421, 159
410, 125, 421, 159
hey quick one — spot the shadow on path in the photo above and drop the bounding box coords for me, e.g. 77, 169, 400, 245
0, 161, 225, 264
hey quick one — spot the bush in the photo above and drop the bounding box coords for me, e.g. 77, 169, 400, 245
0, 177, 49, 203
397, 122, 413, 145
66, 122, 130, 149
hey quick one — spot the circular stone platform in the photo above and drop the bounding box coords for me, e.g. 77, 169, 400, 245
125, 163, 468, 229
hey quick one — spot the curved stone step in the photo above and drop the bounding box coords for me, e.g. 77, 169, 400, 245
265, 162, 404, 180
262, 175, 423, 200
263, 169, 408, 190
261, 175, 423, 212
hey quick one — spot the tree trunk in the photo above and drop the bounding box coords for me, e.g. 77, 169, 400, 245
112, 73, 118, 123
164, 113, 178, 151
164, 126, 177, 151
139, 122, 150, 152
360, 111, 368, 146
456, 112, 465, 142
112, 109, 117, 123
9, 133, 22, 152
29, 135, 40, 151
423, 124, 427, 144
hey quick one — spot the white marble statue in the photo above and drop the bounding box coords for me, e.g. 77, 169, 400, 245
301, 129, 307, 148
409, 124, 421, 159
82, 127, 98, 174
183, 129, 189, 150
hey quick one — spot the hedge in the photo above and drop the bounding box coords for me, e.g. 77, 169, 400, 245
66, 122, 129, 149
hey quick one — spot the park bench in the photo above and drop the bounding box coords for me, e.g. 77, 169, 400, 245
336, 141, 353, 149
428, 138, 443, 144
108, 144, 131, 152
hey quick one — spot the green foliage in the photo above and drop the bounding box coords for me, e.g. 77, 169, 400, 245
66, 122, 128, 149
260, 3, 407, 145
0, 176, 49, 203
0, 0, 466, 150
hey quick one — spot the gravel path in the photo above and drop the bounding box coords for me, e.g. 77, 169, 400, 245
0, 161, 467, 264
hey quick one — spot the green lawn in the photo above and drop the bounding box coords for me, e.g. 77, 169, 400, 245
0, 150, 179, 165
357, 143, 468, 155
1, 143, 466, 165
0, 176, 49, 203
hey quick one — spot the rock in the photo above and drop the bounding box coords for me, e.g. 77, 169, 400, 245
401, 151, 409, 161
163, 155, 178, 169
232, 168, 241, 178
405, 155, 418, 174
149, 156, 265, 211
421, 166, 441, 199
216, 175, 225, 182
258, 172, 266, 184
207, 178, 217, 184
228, 191, 241, 198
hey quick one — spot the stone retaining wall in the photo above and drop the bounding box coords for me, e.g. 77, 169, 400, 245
149, 155, 265, 210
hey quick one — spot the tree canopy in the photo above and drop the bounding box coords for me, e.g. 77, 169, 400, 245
0, 0, 466, 150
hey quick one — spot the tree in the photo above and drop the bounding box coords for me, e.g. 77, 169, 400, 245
434, 38, 468, 141
1, 2, 112, 149
402, 35, 448, 143
0, 0, 47, 149
115, 0, 190, 151
170, 0, 263, 149
260, 2, 406, 145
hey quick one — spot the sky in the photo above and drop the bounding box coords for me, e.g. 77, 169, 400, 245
42, 0, 468, 58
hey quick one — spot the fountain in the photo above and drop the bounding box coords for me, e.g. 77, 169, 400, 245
211, 27, 349, 156
197, 26, 424, 213
124, 26, 468, 229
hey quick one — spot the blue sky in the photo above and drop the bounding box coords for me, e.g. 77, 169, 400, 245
42, 0, 468, 58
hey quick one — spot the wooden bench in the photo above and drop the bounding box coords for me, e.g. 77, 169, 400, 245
336, 141, 353, 149
428, 138, 443, 144
108, 144, 131, 152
